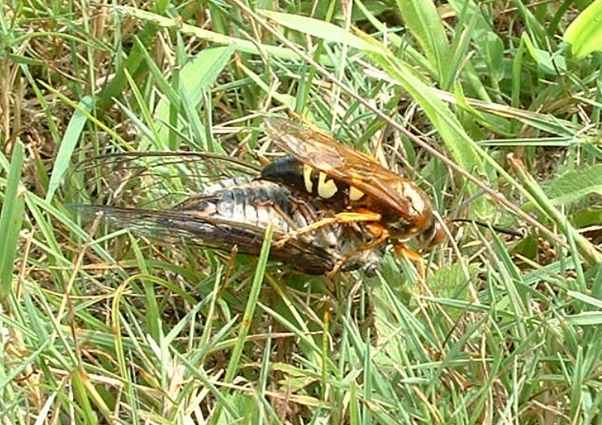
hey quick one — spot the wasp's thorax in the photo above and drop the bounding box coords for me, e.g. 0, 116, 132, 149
381, 180, 435, 238
261, 155, 438, 242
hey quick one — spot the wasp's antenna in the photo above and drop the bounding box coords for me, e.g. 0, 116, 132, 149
451, 218, 524, 238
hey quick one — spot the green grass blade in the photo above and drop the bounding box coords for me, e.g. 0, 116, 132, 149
212, 225, 273, 423
259, 10, 380, 53
46, 96, 94, 202
0, 143, 25, 302
226, 225, 273, 382
395, 0, 450, 86
71, 368, 98, 425
566, 312, 602, 326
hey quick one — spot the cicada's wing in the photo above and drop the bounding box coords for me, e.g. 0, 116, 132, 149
71, 203, 339, 275
71, 150, 261, 208
72, 150, 385, 275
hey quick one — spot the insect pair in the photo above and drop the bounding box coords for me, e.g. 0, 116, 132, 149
74, 117, 443, 275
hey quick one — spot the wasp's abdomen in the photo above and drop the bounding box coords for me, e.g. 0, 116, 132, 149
261, 156, 364, 203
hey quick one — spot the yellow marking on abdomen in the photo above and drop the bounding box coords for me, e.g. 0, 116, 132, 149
349, 186, 365, 201
318, 172, 338, 198
303, 165, 314, 193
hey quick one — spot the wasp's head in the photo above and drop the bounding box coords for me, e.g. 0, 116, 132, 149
415, 219, 445, 250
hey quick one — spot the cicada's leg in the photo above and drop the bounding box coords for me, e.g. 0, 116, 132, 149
326, 223, 389, 277
274, 209, 382, 248
394, 243, 425, 280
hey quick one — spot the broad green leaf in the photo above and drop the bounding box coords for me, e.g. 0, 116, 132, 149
173, 46, 235, 110
510, 155, 602, 266
46, 96, 94, 202
154, 46, 235, 147
522, 34, 567, 75
564, 0, 602, 59
571, 207, 602, 229
543, 165, 602, 207
429, 262, 477, 299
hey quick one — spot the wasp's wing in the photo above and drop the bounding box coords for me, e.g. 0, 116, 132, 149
264, 117, 418, 216
71, 204, 338, 275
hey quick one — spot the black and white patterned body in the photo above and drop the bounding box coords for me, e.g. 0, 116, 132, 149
75, 177, 381, 274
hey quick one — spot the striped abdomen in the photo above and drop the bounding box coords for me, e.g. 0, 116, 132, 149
178, 179, 311, 232
260, 156, 365, 203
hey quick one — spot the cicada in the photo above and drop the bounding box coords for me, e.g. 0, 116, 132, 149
73, 153, 382, 275
260, 117, 444, 265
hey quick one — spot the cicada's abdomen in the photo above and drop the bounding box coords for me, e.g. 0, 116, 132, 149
176, 179, 336, 242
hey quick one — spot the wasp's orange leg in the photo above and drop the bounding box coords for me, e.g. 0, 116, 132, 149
394, 243, 426, 280
274, 210, 382, 248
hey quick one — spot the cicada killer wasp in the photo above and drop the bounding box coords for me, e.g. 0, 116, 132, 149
261, 117, 445, 273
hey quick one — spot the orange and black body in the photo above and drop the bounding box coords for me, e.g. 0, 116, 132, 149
263, 117, 444, 250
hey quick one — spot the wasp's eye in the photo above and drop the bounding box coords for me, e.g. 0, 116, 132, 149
417, 221, 445, 249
